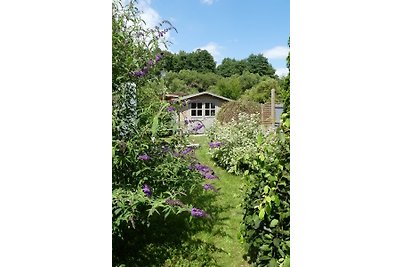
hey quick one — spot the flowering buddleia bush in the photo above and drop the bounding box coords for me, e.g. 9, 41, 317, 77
207, 112, 272, 174
112, 1, 211, 265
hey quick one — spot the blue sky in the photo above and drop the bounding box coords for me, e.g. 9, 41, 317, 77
136, 0, 290, 76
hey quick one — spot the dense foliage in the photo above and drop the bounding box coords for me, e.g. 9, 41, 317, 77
216, 54, 276, 78
158, 47, 284, 102
207, 113, 267, 174
161, 49, 216, 73
112, 1, 217, 265
207, 39, 290, 267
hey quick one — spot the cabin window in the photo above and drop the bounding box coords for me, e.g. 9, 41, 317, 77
190, 102, 203, 117
204, 103, 216, 117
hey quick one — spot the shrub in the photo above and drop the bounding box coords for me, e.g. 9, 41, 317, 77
241, 117, 290, 267
112, 1, 211, 265
207, 113, 270, 174
208, 107, 290, 267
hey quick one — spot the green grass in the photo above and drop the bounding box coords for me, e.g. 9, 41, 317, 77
187, 134, 250, 267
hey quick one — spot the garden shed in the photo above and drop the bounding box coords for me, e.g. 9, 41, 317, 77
178, 92, 232, 134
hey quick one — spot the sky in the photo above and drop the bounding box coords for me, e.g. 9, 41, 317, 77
136, 0, 290, 76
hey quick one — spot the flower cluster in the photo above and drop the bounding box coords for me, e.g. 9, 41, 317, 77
203, 183, 218, 192
142, 184, 152, 197
209, 141, 222, 148
138, 154, 151, 161
193, 123, 204, 132
166, 105, 175, 112
191, 207, 209, 218
193, 163, 218, 179
130, 53, 164, 78
173, 146, 194, 158
157, 28, 170, 38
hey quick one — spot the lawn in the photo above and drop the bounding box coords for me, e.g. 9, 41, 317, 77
187, 134, 250, 267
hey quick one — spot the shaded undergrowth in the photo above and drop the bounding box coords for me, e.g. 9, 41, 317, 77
113, 135, 249, 267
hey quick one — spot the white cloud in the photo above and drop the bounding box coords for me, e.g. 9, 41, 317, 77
194, 42, 222, 62
137, 0, 161, 29
201, 0, 214, 5
136, 0, 173, 49
275, 67, 289, 77
263, 46, 289, 59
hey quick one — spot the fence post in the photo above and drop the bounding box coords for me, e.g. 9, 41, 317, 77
271, 88, 275, 126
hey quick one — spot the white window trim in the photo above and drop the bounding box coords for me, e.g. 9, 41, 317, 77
190, 102, 203, 118
204, 102, 216, 118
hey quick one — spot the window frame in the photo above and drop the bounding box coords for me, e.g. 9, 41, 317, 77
190, 102, 203, 118
204, 102, 216, 117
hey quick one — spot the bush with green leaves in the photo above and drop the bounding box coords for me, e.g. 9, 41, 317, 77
112, 1, 212, 265
208, 40, 290, 265
207, 112, 271, 174
240, 115, 290, 267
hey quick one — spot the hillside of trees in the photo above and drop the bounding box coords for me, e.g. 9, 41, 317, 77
156, 49, 287, 103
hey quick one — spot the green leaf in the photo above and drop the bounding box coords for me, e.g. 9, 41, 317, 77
270, 219, 279, 227
257, 132, 263, 146
269, 258, 277, 267
282, 257, 290, 267
259, 208, 265, 220
264, 185, 269, 194
283, 118, 290, 128
114, 208, 122, 215
274, 195, 281, 206
151, 115, 159, 136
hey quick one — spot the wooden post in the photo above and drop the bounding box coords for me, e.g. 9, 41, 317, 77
271, 89, 275, 126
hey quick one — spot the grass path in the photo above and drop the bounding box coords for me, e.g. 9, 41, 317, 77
189, 135, 250, 267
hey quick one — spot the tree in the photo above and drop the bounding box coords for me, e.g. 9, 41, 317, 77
213, 76, 242, 100
216, 58, 245, 77
240, 77, 280, 103
190, 49, 216, 73
238, 71, 262, 92
244, 54, 276, 78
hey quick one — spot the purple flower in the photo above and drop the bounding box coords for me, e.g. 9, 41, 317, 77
180, 147, 193, 156
193, 123, 204, 132
142, 184, 152, 197
138, 154, 151, 161
203, 184, 217, 192
191, 207, 208, 218
155, 54, 163, 62
209, 141, 222, 148
166, 106, 175, 112
148, 59, 154, 66
131, 70, 145, 77
204, 173, 218, 179
165, 199, 184, 207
